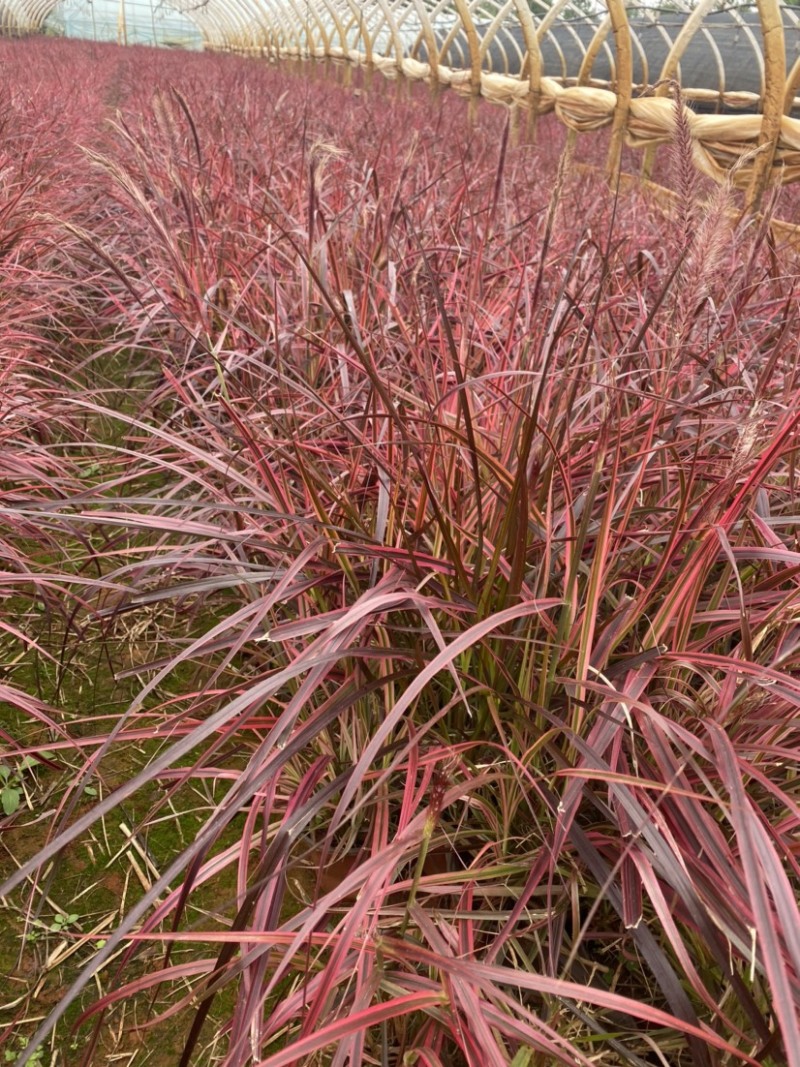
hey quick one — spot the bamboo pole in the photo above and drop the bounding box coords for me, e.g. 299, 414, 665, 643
747, 0, 785, 209
605, 0, 633, 185
452, 0, 482, 120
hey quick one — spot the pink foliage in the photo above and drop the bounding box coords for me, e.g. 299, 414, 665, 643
1, 35, 799, 1067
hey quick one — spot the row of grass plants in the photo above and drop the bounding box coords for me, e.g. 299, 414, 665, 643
1, 35, 799, 1067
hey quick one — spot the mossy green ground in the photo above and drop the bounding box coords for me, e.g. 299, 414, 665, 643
0, 357, 252, 1064
1, 620, 283, 1062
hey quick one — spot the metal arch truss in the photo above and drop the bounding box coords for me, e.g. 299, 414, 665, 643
4, 0, 800, 203
0, 0, 58, 34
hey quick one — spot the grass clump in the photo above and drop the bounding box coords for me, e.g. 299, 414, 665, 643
0, 35, 799, 1067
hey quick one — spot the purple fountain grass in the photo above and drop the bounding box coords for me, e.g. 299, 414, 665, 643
0, 36, 798, 1067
